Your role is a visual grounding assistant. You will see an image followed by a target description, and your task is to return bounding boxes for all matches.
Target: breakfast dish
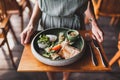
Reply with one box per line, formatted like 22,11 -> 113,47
37,29 -> 80,60
31,28 -> 85,66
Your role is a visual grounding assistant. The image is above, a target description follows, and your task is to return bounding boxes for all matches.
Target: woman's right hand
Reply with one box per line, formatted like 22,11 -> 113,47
20,24 -> 34,45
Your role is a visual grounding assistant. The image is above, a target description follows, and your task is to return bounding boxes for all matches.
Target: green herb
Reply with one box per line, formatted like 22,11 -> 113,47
42,53 -> 50,58
37,35 -> 50,44
42,52 -> 51,58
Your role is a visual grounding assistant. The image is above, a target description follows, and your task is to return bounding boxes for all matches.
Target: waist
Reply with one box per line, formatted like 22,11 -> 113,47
41,12 -> 83,29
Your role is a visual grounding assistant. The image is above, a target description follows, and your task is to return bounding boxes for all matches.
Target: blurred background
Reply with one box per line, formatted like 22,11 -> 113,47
0,0 -> 120,80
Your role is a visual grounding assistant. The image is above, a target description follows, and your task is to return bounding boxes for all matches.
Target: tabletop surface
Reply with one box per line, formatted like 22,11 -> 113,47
17,30 -> 111,72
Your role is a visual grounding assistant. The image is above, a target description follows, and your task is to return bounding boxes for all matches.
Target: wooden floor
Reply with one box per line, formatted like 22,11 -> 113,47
0,10 -> 120,80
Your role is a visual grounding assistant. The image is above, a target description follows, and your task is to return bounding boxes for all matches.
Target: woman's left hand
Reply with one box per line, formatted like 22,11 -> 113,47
91,22 -> 103,43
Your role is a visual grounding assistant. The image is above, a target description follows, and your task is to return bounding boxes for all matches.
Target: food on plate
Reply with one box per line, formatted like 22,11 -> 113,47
37,35 -> 49,48
67,30 -> 79,42
46,35 -> 57,42
68,31 -> 78,37
37,35 -> 49,44
37,34 -> 57,48
51,44 -> 62,51
58,32 -> 65,43
58,40 -> 80,59
50,53 -> 60,60
38,42 -> 48,49
37,30 -> 80,60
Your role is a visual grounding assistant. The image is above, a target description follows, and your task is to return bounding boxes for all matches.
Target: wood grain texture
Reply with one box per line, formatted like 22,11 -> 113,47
0,15 -> 10,45
0,0 -> 20,14
17,30 -> 111,72
0,15 -> 9,28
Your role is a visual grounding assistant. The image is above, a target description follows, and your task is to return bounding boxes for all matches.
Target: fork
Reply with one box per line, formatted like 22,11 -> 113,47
92,39 -> 108,67
85,33 -> 98,66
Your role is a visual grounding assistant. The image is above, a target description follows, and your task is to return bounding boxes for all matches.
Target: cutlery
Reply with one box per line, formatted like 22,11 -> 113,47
93,40 -> 108,67
85,33 -> 98,66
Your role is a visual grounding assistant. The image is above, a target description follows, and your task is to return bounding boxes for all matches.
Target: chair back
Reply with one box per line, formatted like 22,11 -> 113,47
0,0 -> 20,14
100,0 -> 120,16
0,0 -> 7,15
92,0 -> 120,17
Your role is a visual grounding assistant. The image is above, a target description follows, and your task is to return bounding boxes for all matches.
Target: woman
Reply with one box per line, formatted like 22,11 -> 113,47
20,0 -> 103,80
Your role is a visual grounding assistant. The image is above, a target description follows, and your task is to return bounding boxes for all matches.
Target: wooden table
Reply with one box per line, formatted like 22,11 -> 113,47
17,30 -> 111,72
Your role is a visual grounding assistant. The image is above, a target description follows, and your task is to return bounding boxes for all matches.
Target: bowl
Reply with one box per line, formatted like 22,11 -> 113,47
67,29 -> 79,42
38,43 -> 48,49
31,28 -> 85,66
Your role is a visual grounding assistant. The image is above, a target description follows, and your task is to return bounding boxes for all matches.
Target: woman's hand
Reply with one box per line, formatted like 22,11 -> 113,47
84,0 -> 103,43
91,21 -> 103,43
20,0 -> 41,45
20,24 -> 34,45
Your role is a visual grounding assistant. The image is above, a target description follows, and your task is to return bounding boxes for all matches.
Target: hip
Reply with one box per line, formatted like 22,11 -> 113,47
40,13 -> 85,30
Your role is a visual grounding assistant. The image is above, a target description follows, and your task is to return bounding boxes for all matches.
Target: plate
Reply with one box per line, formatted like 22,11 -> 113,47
31,28 -> 85,66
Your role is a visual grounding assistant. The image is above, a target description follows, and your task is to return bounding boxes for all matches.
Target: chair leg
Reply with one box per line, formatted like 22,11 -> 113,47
118,59 -> 120,67
110,17 -> 116,25
109,51 -> 120,66
6,39 -> 17,69
19,7 -> 24,32
20,13 -> 24,32
8,21 -> 19,44
110,17 -> 119,26
21,0 -> 32,18
114,17 -> 119,25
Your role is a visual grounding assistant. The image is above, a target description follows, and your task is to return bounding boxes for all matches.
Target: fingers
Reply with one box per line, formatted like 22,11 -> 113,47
20,32 -> 26,45
92,34 -> 96,40
24,30 -> 32,44
92,30 -> 103,43
20,26 -> 33,45
98,30 -> 103,42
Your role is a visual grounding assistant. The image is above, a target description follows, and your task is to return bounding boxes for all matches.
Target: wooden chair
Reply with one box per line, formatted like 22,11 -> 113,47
0,0 -> 32,32
0,1 -> 19,69
0,14 -> 17,69
92,0 -> 120,25
17,0 -> 32,19
109,33 -> 120,67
